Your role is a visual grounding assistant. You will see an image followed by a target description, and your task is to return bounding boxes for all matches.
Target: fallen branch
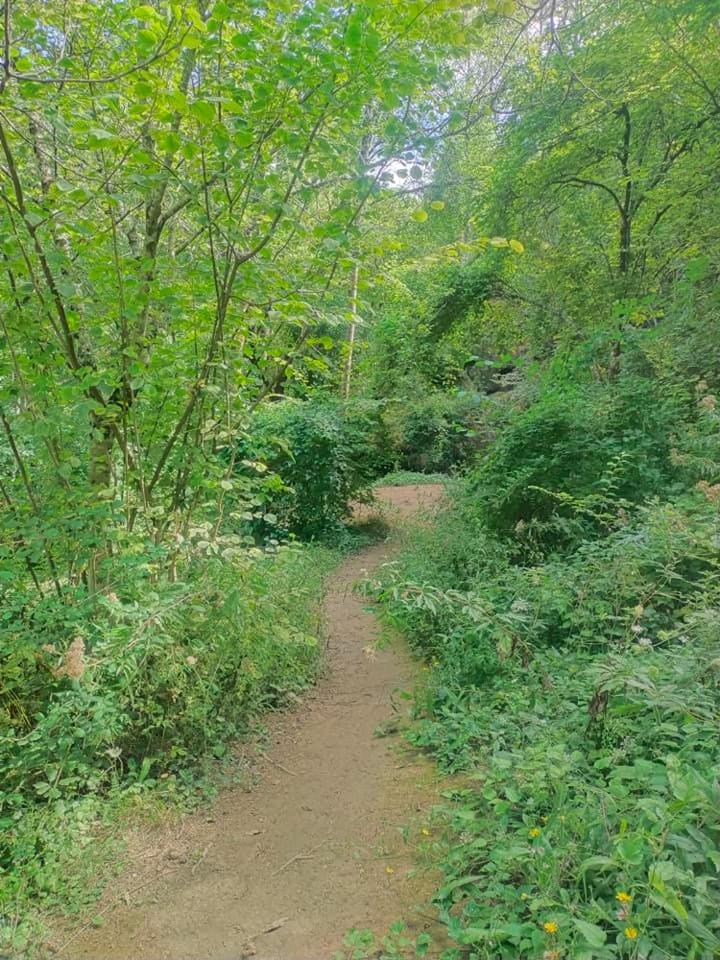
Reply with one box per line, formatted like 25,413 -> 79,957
266,756 -> 296,776
240,915 -> 290,956
271,837 -> 328,877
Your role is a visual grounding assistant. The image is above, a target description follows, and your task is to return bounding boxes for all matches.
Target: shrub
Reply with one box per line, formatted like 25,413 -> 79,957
246,398 -> 389,539
468,374 -> 687,551
382,391 -> 488,474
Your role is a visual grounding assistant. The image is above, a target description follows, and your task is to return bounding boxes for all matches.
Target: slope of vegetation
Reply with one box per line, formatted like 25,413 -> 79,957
1,0 -> 720,955
359,1 -> 720,957
371,358 -> 720,958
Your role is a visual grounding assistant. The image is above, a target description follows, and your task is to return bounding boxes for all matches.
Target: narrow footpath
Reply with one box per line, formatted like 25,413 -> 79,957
59,484 -> 444,960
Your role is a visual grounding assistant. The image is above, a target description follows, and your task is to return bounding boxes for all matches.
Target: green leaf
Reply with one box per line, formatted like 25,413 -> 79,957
685,916 -> 720,948
190,100 -> 216,125
133,80 -> 155,98
436,875 -> 482,898
648,864 -> 688,921
132,4 -> 158,18
686,255 -> 710,281
186,7 -> 206,30
346,14 -> 363,48
87,127 -> 115,142
573,919 -> 607,947
616,835 -> 644,865
157,130 -> 181,153
650,889 -> 688,922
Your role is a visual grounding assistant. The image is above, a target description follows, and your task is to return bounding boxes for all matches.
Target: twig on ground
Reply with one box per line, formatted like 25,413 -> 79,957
271,837 -> 328,876
266,756 -> 296,776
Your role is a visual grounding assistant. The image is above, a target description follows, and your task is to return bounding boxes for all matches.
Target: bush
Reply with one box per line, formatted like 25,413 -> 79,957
246,398 -> 390,539
468,374 -> 687,551
382,390 -> 488,474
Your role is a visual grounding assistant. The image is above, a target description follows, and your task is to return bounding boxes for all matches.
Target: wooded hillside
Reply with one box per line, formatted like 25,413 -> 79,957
1,1 -> 719,956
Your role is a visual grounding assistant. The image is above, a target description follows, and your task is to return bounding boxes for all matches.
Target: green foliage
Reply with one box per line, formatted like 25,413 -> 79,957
247,399 -> 390,538
355,5 -> 720,948
425,628 -> 720,960
0,0 -> 500,936
1,794 -> 123,954
2,0 -> 720,949
355,0 -> 720,402
428,261 -> 501,340
469,371 -> 688,552
374,470 -> 449,488
383,391 -> 487,474
0,541 -> 334,941
370,332 -> 720,958
335,922 -> 433,960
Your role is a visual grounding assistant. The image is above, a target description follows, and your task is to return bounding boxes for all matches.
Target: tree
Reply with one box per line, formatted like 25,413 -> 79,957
0,0 -> 468,595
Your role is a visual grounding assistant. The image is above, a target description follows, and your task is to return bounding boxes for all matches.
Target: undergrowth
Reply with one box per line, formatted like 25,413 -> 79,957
0,541 -> 336,955
368,352 -> 720,959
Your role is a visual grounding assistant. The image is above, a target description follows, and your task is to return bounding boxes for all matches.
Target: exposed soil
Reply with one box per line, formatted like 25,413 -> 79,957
56,484 -> 445,960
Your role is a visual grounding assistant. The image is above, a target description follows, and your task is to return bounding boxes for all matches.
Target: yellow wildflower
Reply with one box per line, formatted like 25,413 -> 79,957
616,891 -> 632,903
543,921 -> 558,935
625,927 -> 638,940
421,827 -> 431,836
529,827 -> 541,838
385,865 -> 394,875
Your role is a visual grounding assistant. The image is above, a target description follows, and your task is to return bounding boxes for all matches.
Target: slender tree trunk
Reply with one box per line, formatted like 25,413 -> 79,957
610,102 -> 634,379
342,262 -> 360,400
619,212 -> 632,276
86,413 -> 115,594
617,102 -> 633,280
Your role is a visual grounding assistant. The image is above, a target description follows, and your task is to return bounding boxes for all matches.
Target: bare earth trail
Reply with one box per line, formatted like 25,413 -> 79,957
60,485 -> 444,960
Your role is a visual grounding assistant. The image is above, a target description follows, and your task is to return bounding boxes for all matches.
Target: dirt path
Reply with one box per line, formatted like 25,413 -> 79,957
59,485 -> 444,960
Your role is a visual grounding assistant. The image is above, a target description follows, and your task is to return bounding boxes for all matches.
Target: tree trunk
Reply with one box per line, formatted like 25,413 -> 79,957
342,262 -> 360,400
